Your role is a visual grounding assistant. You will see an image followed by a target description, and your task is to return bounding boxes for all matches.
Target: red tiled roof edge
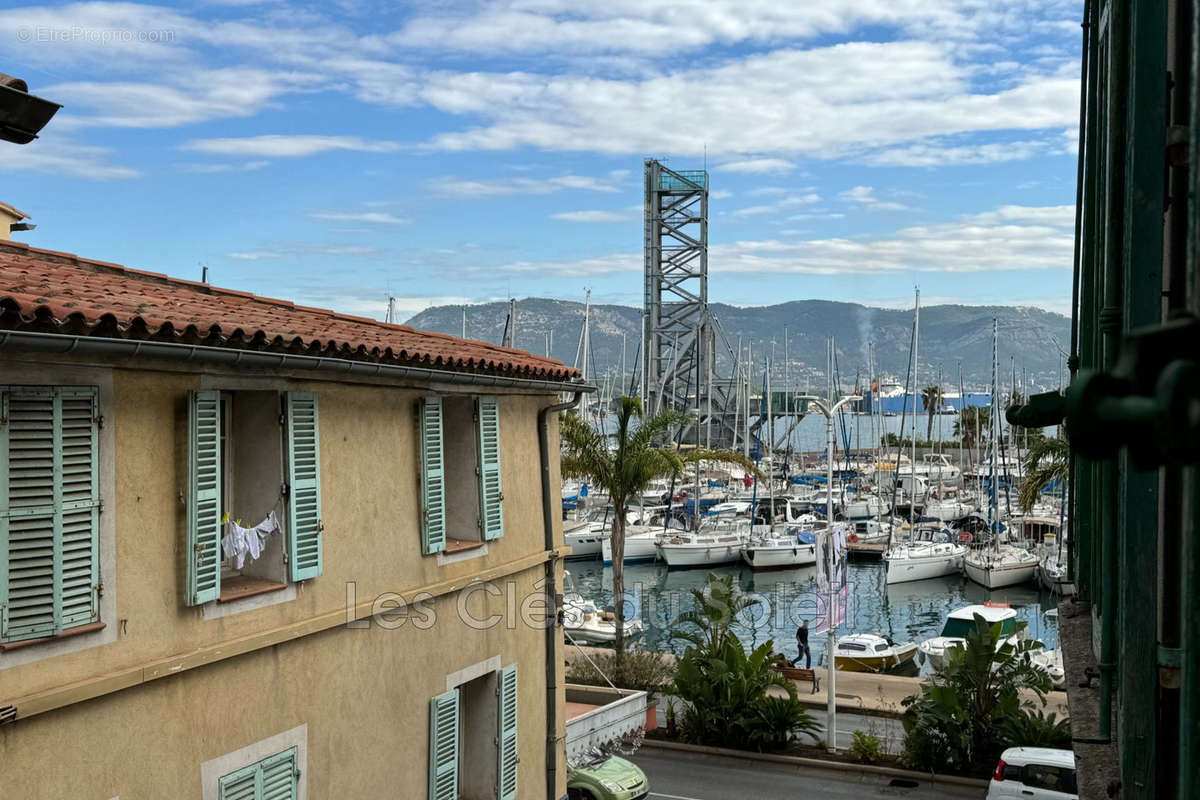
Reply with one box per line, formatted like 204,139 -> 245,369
0,240 -> 581,382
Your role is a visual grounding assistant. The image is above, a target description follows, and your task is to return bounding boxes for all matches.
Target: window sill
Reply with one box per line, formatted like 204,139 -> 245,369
0,621 -> 106,653
218,576 -> 290,604
444,538 -> 485,554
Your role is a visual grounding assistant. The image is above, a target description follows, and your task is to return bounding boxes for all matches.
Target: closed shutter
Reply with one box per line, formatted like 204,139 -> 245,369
419,397 -> 446,554
186,390 -> 222,606
0,386 -> 100,643
429,688 -> 460,800
259,747 -> 299,800
58,388 -> 100,628
285,392 -> 322,581
476,396 -> 504,540
497,664 -> 519,800
218,746 -> 297,800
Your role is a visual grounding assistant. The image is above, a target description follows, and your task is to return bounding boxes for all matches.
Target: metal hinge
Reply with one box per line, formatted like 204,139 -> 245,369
94,414 -> 104,429
95,581 -> 104,597
0,415 -> 6,429
97,499 -> 104,514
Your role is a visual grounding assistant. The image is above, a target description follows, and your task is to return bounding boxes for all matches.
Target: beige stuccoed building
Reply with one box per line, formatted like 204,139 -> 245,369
0,239 -> 589,799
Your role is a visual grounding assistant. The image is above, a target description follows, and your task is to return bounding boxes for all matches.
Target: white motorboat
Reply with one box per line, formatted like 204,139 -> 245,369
848,518 -> 895,546
923,497 -> 973,522
561,572 -> 644,644
917,603 -> 1021,670
884,525 -> 966,585
843,493 -> 890,520
831,633 -> 919,673
563,519 -> 606,559
964,542 -> 1039,589
741,527 -> 817,570
656,517 -> 749,568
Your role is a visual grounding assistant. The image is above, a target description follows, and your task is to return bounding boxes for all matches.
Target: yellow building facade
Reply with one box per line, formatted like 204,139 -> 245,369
0,242 -> 584,799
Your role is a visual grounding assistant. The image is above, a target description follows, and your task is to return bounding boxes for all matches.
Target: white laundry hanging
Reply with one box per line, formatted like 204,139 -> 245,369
221,510 -> 281,569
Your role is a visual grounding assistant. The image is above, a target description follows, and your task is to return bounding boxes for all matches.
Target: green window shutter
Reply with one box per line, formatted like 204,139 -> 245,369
476,396 -> 504,540
187,389 -> 222,606
429,688 -> 460,800
285,392 -> 323,581
218,746 -> 297,800
0,388 -> 58,642
259,746 -> 299,800
497,664 -> 519,800
419,397 -> 446,554
57,387 -> 100,629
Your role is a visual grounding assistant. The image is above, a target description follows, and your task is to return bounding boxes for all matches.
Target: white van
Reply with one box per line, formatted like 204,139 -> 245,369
986,747 -> 1077,799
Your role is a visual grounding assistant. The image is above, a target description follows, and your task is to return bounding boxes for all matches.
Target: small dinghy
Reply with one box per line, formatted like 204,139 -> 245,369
830,633 -> 919,673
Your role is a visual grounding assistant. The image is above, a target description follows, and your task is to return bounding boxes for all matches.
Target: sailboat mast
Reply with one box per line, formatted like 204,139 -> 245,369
911,289 -> 919,527
990,318 -> 1001,541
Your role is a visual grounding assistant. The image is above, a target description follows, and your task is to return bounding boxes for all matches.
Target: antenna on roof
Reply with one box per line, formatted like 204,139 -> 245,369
385,296 -> 397,324
200,264 -> 208,284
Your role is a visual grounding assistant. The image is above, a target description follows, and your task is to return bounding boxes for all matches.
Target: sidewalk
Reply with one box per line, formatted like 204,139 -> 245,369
564,642 -> 1069,719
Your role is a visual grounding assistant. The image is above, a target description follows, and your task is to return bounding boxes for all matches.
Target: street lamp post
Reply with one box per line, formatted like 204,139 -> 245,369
796,391 -> 861,752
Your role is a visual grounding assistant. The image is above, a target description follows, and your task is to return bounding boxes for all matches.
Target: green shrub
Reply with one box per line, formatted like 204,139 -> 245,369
900,614 -> 1051,773
850,730 -> 882,763
669,574 -> 822,752
565,649 -> 674,698
999,709 -> 1071,750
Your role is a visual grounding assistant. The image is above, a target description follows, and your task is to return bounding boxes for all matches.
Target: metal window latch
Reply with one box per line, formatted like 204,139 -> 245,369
94,414 -> 104,429
94,582 -> 104,597
281,483 -> 290,498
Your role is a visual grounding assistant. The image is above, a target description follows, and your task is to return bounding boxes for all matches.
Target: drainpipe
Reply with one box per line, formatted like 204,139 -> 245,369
539,391 -> 586,800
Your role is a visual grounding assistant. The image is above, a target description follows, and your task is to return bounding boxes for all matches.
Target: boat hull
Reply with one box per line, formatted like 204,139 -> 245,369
601,535 -> 659,565
834,643 -> 918,673
885,552 -> 964,584
564,532 -> 606,559
657,542 -> 743,567
964,558 -> 1037,589
741,544 -> 816,570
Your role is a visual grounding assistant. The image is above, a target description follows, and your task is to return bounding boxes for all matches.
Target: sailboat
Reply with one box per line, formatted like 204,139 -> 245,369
963,319 -> 1038,589
883,291 -> 966,584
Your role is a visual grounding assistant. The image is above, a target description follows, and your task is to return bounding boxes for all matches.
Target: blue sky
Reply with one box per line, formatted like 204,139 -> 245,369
0,1 -> 1081,321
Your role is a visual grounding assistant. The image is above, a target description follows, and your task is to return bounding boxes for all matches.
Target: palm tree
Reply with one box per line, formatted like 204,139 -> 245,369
954,405 -> 987,462
1018,436 -> 1068,512
920,385 -> 944,442
560,396 -> 760,654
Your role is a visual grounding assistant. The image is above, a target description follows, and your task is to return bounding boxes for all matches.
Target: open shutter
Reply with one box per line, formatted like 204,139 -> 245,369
0,388 -> 58,641
497,664 -> 519,800
58,387 -> 100,628
419,397 -> 446,554
187,390 -> 222,606
259,746 -> 299,800
429,688 -> 460,800
285,392 -> 322,581
477,396 -> 504,540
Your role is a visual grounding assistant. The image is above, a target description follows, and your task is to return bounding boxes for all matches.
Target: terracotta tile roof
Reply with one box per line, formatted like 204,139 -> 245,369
0,240 -> 580,382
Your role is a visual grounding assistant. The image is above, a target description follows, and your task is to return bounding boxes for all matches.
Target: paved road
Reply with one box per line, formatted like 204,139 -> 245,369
629,747 -> 983,800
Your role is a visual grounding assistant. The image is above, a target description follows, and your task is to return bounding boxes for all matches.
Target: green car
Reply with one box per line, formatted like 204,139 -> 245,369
566,754 -> 649,800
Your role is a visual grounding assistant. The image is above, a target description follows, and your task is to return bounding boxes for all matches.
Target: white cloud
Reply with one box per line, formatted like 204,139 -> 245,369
463,203 -> 1074,278
420,43 -> 1079,160
730,205 -> 776,218
866,139 -> 1051,166
710,189 -> 734,200
552,210 -> 634,222
309,211 -> 409,225
0,136 -> 138,180
183,135 -> 401,157
839,185 -> 908,211
227,250 -> 281,260
226,243 -> 383,260
179,160 -> 271,174
717,158 -> 796,173
429,173 -> 623,198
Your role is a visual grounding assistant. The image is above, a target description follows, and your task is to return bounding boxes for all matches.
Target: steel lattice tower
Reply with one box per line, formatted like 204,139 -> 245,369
643,159 -> 745,448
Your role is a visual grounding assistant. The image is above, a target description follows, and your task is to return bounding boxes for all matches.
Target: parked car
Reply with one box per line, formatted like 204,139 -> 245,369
987,747 -> 1078,799
566,754 -> 649,800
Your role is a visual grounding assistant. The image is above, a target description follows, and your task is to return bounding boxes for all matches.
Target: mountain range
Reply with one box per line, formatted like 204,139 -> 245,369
406,298 -> 1071,389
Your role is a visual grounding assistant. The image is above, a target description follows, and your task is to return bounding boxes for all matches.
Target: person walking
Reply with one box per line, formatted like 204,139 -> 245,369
796,619 -> 811,669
